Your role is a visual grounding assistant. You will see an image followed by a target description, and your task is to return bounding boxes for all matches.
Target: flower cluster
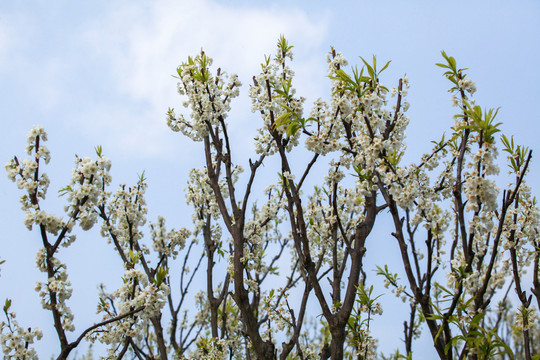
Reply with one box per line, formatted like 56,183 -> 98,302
464,143 -> 500,213
458,77 -> 477,95
5,126 -> 50,197
250,39 -> 305,155
4,127 -> 66,235
89,268 -> 169,350
304,184 -> 363,265
324,52 -> 412,198
189,295 -> 243,359
303,99 -> 341,155
167,51 -> 241,142
101,178 -> 148,254
260,289 -> 293,342
64,154 -> 112,231
190,337 -> 230,360
0,307 -> 42,360
352,328 -> 378,360
185,167 -> 223,237
34,249 -> 75,331
151,216 -> 190,258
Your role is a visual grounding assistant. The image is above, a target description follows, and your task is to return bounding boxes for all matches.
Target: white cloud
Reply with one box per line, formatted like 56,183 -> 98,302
0,11 -> 83,116
82,0 -> 329,157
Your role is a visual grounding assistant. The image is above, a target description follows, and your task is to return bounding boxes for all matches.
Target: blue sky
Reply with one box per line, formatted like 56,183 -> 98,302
1,0 -> 539,357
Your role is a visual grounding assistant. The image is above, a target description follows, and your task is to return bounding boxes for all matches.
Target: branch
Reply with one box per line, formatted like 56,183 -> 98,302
58,306 -> 145,359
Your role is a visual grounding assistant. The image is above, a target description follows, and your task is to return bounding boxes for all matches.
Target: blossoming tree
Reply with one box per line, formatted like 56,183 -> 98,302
3,37 -> 539,360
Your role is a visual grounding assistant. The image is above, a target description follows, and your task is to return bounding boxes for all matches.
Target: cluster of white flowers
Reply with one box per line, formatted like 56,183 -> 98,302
386,150 -> 450,245
361,302 -> 383,316
304,185 -> 363,265
242,210 -> 287,288
189,337 -> 230,360
324,163 -> 345,186
352,328 -> 378,360
64,155 -> 112,231
305,188 -> 336,263
89,268 -> 169,350
4,127 -> 68,236
348,287 -> 382,360
255,184 -> 287,226
326,51 -> 348,78
5,126 -> 50,196
167,51 -> 241,142
448,249 -> 508,297
512,306 -> 539,332
151,216 -> 190,258
237,184 -> 288,284
388,166 -> 424,211
101,179 -> 148,254
185,167 -> 222,239
81,171 -> 176,354
25,209 -> 69,236
464,143 -> 500,213
500,184 -> 540,277
324,51 -> 412,199
0,309 -> 42,360
486,258 -> 510,290
260,289 -> 293,341
5,126 -> 114,249
34,249 -> 75,331
250,46 -> 304,154
394,285 -> 409,303
458,77 -> 477,95
188,294 -> 243,359
304,99 -> 341,155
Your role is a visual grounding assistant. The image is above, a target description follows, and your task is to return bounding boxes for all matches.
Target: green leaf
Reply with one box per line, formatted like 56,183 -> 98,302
58,185 -> 73,197
360,56 -> 375,79
3,298 -> 11,313
154,266 -> 169,287
380,60 -> 392,73
129,250 -> 141,264
333,69 -> 354,85
386,149 -> 403,167
274,111 -> 294,129
469,312 -> 484,328
286,122 -> 301,137
501,134 -> 513,154
138,170 -> 146,183
448,57 -> 456,71
276,35 -> 293,58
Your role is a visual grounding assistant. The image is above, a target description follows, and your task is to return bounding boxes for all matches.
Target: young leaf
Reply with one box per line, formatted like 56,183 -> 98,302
3,298 -> 11,313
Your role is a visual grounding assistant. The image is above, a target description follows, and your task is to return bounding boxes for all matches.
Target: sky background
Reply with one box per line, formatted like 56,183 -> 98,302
1,0 -> 540,358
